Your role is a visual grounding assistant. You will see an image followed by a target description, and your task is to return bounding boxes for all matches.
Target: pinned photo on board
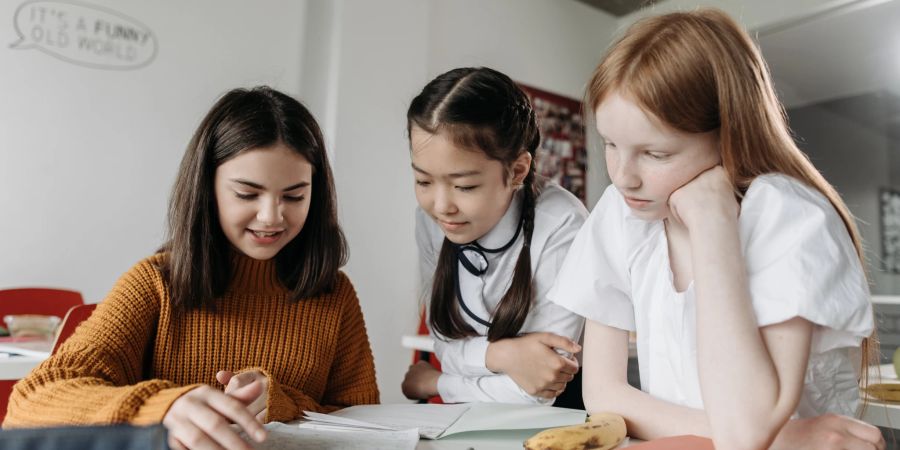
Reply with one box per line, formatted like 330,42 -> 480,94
882,188 -> 900,274
518,83 -> 587,204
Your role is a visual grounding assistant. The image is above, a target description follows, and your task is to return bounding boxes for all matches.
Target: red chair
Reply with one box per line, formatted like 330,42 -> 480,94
51,304 -> 97,354
0,288 -> 84,318
414,310 -> 443,404
0,288 -> 85,424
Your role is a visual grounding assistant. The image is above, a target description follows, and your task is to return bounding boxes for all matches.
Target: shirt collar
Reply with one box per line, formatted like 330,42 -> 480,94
476,189 -> 523,249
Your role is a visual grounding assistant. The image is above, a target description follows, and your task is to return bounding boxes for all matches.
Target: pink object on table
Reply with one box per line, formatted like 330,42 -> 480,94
627,435 -> 715,449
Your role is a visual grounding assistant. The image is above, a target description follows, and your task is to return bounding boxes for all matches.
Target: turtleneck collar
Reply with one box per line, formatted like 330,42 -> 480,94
229,252 -> 286,295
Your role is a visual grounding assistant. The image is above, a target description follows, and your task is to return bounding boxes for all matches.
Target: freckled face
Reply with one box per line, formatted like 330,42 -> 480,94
596,91 -> 720,221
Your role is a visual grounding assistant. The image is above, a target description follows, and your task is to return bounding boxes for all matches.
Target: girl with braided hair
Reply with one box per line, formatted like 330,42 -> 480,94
400,67 -> 588,406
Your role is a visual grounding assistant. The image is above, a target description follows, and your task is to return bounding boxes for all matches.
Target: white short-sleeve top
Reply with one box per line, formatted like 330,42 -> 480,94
549,174 -> 874,417
417,181 -> 588,404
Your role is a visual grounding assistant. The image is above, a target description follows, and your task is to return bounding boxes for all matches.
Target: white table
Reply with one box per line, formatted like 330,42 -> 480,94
0,339 -> 51,379
0,354 -> 46,379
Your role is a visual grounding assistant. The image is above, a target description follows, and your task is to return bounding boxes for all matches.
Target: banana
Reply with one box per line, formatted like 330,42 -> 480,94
865,383 -> 900,402
523,412 -> 627,450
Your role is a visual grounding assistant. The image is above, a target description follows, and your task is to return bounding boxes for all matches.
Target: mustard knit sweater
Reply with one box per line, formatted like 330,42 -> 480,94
3,253 -> 379,427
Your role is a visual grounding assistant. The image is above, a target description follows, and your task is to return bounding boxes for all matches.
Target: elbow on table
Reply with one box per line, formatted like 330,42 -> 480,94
714,430 -> 777,450
712,413 -> 790,450
583,382 -> 626,416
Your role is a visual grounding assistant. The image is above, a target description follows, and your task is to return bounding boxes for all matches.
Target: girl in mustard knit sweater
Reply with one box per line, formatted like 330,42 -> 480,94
4,87 -> 379,450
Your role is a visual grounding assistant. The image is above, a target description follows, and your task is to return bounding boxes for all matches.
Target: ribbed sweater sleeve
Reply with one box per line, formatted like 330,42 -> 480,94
3,257 -> 199,427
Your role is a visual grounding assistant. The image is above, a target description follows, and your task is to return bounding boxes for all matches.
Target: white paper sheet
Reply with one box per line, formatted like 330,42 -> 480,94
325,404 -> 470,439
308,403 -> 586,439
243,422 -> 418,450
444,403 -> 586,436
302,411 -> 397,431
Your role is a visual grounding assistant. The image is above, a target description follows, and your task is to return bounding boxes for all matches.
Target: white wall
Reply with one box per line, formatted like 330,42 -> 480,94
303,0 -> 430,405
0,0 -> 307,302
621,0 -> 850,29
788,96 -> 900,296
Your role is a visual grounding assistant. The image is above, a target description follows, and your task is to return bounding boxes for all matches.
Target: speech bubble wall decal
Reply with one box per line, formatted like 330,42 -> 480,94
9,0 -> 157,70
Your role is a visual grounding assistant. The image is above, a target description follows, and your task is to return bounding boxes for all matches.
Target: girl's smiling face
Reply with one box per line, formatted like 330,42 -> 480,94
214,143 -> 312,260
596,91 -> 721,221
410,126 -> 527,244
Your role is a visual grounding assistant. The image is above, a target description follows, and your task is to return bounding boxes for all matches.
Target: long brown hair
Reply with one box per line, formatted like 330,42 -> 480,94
586,8 -> 876,391
161,86 -> 347,309
408,67 -> 541,342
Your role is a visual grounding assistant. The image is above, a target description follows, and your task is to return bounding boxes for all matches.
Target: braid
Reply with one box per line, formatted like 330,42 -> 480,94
485,78 -> 541,341
521,170 -> 537,248
487,164 -> 538,341
429,238 -> 477,340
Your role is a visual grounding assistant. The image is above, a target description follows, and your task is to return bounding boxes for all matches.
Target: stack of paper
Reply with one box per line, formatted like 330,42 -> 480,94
241,422 -> 417,450
300,403 -> 587,440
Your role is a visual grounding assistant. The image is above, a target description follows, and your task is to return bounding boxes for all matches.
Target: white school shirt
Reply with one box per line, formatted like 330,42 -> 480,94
549,174 -> 874,416
417,182 -> 588,404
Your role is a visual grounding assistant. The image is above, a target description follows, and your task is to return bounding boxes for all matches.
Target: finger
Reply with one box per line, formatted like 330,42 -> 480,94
227,371 -> 259,391
543,381 -> 567,392
537,388 -> 561,400
216,370 -> 234,386
553,371 -> 575,383
537,389 -> 556,400
410,361 -> 437,375
168,417 -> 227,450
536,333 -> 581,354
555,356 -> 579,375
842,437 -> 880,450
189,403 -> 254,450
168,437 -> 188,450
205,388 -> 267,443
247,389 -> 268,417
230,379 -> 266,405
844,421 -> 885,449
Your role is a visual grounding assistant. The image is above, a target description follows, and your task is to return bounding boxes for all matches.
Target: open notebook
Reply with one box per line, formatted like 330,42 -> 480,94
299,403 -> 587,440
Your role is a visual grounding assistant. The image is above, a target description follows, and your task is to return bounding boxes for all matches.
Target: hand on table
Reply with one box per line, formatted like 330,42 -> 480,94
401,360 -> 441,400
486,332 -> 580,399
162,381 -> 267,450
771,413 -> 885,450
217,369 -> 269,423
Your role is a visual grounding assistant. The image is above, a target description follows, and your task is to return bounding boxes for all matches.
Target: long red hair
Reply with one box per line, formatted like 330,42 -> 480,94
587,8 -> 876,396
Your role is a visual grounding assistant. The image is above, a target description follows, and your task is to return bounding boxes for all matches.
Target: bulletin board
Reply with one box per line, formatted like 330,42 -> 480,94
882,188 -> 900,274
518,83 -> 588,204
